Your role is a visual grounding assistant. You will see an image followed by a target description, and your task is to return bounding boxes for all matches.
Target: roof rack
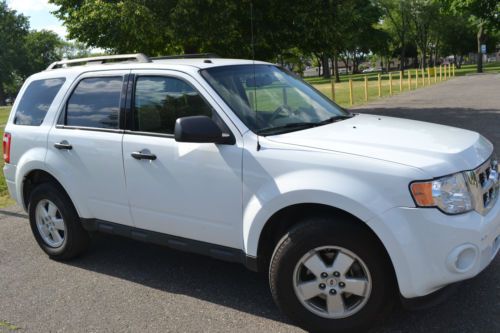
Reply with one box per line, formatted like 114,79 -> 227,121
46,53 -> 151,70
151,53 -> 220,60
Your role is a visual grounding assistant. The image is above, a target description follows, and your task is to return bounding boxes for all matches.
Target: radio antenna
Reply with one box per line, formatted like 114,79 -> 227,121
250,1 -> 261,151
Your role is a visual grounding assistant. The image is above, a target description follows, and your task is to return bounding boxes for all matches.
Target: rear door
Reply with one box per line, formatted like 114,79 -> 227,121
46,70 -> 134,226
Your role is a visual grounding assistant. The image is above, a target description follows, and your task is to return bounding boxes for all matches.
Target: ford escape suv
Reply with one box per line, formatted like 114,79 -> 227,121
3,54 -> 499,333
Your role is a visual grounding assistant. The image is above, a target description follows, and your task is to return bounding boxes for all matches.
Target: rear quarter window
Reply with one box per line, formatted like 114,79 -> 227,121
14,78 -> 66,126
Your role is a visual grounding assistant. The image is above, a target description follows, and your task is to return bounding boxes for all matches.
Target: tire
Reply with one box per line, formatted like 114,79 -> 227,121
28,182 -> 90,260
269,216 -> 395,333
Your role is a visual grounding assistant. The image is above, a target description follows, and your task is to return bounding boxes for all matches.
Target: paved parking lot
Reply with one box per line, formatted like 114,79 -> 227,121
0,74 -> 499,332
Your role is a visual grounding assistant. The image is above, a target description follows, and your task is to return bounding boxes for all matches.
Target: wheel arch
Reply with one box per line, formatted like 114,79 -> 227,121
251,203 -> 398,290
21,168 -> 81,217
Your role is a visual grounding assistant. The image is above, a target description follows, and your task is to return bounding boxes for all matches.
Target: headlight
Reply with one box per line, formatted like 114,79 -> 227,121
410,173 -> 473,214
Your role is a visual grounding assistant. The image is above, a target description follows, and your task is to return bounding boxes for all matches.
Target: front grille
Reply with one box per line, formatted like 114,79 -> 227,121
464,156 -> 499,215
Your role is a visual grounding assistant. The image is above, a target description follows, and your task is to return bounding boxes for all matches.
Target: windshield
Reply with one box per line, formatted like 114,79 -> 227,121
200,65 -> 351,135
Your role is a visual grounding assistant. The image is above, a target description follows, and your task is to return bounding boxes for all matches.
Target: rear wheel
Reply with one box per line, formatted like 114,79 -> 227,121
28,182 -> 89,260
269,216 -> 395,333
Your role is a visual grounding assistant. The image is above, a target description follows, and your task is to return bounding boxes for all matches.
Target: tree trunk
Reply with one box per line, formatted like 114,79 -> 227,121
400,45 -> 406,74
314,53 -> 322,77
0,82 -> 5,106
477,23 -> 484,73
333,52 -> 340,83
421,49 -> 427,69
322,53 -> 331,79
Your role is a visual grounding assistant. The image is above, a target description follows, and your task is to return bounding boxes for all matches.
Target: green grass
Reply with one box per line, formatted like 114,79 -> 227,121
308,63 -> 500,108
0,106 -> 14,207
0,320 -> 19,331
305,62 -> 500,85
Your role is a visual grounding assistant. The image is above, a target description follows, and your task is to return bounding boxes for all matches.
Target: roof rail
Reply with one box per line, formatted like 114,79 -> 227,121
46,53 -> 151,70
151,53 -> 220,60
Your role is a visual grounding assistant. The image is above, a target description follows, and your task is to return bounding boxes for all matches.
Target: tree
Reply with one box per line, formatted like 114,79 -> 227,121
377,0 -> 413,72
449,0 -> 500,73
0,1 -> 29,104
409,0 -> 441,69
51,0 -> 175,54
22,30 -> 64,75
59,41 -> 93,59
436,12 -> 476,68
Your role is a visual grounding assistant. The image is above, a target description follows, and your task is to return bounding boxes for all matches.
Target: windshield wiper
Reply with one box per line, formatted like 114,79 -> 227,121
256,122 -> 318,135
315,114 -> 354,125
256,114 -> 354,136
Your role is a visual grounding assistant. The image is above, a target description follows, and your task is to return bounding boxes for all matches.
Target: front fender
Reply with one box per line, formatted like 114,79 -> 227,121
243,169 -> 403,256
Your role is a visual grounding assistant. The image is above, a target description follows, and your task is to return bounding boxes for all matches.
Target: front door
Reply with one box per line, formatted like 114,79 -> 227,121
122,70 -> 242,248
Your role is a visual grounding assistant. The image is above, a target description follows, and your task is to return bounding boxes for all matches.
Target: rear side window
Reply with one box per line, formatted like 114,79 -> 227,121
14,78 -> 65,125
134,76 -> 212,134
65,77 -> 122,129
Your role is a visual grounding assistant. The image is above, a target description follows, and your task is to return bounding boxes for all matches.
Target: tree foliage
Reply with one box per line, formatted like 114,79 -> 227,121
0,1 -> 29,103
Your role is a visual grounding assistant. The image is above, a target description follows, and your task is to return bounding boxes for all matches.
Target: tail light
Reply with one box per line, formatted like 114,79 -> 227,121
3,132 -> 11,164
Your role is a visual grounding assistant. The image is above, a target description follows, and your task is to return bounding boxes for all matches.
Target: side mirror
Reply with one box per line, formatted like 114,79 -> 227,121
174,116 -> 232,144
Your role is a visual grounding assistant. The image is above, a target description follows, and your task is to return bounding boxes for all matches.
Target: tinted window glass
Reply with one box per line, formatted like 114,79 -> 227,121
14,78 -> 65,125
66,77 -> 122,129
134,76 -> 212,134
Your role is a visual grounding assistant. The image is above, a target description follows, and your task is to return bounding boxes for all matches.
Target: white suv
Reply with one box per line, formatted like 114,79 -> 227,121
3,54 -> 499,333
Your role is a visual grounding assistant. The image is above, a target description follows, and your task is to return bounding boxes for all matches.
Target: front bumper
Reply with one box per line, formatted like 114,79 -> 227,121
367,198 -> 500,298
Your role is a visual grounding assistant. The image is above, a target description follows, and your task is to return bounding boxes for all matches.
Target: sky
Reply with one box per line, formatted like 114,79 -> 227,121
6,0 -> 67,39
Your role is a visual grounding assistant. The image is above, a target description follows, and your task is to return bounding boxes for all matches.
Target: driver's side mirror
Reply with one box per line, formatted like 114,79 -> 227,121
174,116 -> 233,144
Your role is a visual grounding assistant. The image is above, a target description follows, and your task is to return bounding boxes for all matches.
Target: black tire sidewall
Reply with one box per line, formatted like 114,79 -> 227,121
270,218 -> 394,333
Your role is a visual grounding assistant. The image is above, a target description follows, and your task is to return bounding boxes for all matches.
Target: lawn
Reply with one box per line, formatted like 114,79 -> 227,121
0,106 -> 14,207
308,63 -> 500,108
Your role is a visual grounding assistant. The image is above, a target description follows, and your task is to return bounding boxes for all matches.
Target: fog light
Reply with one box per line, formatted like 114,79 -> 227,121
446,244 -> 478,273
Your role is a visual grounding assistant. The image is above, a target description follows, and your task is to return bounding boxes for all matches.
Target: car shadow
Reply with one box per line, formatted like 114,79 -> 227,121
63,233 -> 291,324
62,233 -> 499,332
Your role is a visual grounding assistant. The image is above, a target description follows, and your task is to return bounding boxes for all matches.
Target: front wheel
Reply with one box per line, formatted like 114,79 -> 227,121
269,217 -> 395,333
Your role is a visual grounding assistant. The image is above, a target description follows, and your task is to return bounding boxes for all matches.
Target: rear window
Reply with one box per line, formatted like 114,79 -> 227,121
64,77 -> 122,129
14,78 -> 65,126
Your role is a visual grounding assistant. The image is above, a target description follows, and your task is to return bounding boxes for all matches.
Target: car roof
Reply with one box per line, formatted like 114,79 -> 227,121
28,56 -> 272,81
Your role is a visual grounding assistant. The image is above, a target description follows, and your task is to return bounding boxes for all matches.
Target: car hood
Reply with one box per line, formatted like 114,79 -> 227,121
265,114 -> 493,177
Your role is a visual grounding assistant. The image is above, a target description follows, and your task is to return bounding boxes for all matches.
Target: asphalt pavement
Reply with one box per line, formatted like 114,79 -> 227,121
1,73 -> 499,333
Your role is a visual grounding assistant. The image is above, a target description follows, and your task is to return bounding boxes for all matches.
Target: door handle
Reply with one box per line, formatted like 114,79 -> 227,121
54,141 -> 72,150
131,150 -> 157,160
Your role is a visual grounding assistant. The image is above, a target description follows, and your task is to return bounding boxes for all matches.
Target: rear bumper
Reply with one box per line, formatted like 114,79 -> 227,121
368,198 -> 500,298
3,163 -> 21,207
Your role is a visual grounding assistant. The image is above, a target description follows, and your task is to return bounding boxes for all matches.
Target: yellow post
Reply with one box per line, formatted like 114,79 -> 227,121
364,76 -> 368,101
408,70 -> 412,90
434,66 -> 437,83
439,65 -> 442,81
449,64 -> 452,78
330,79 -> 335,101
452,64 -> 456,77
427,67 -> 431,85
349,78 -> 353,106
399,71 -> 403,92
389,73 -> 393,95
377,73 -> 381,97
415,69 -> 419,88
444,64 -> 447,80
421,68 -> 425,86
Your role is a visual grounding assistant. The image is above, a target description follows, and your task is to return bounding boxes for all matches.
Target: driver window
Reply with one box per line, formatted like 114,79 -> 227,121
134,76 -> 213,134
